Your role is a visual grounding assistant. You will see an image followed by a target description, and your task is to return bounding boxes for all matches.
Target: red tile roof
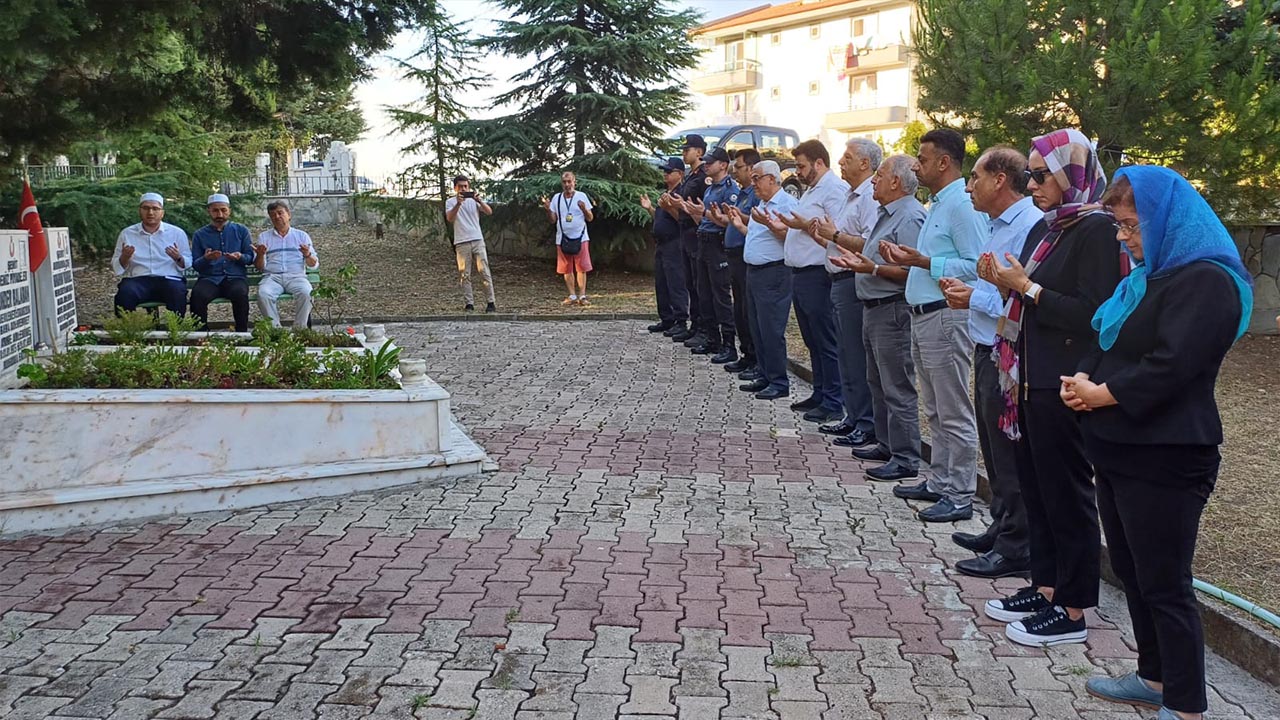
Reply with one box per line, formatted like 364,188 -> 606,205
696,0 -> 865,34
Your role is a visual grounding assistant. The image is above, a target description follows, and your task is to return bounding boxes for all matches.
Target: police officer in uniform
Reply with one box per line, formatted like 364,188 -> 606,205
642,157 -> 689,334
668,135 -> 708,345
682,146 -> 738,361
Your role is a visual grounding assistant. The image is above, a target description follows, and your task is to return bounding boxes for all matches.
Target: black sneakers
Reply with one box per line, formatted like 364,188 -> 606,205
1005,605 -> 1088,647
984,586 -> 1052,622
485,302 -> 497,313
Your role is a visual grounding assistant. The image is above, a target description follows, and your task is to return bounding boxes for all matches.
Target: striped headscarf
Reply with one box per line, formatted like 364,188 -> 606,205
1030,129 -> 1107,230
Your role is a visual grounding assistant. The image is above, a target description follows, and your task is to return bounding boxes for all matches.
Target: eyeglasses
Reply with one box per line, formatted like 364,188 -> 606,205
1110,219 -> 1143,237
1023,168 -> 1052,185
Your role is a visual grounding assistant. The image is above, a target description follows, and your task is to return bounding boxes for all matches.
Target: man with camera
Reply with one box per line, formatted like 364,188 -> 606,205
445,175 -> 497,313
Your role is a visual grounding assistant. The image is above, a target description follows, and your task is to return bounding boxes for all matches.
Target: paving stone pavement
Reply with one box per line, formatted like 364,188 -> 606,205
2,319 -> 1278,720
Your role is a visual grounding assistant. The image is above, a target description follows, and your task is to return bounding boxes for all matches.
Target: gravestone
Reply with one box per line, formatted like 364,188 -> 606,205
32,227 -> 78,347
0,230 -> 34,388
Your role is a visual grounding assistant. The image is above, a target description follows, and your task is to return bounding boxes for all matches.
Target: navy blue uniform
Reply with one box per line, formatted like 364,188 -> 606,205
675,164 -> 707,334
697,175 -> 739,344
724,185 -> 759,364
651,203 -> 687,324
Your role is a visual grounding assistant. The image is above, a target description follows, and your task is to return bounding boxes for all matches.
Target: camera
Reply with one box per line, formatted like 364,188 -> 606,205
461,191 -> 476,199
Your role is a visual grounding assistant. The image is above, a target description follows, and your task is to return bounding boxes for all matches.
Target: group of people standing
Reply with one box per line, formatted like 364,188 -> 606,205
643,128 -> 1254,720
111,194 -> 319,330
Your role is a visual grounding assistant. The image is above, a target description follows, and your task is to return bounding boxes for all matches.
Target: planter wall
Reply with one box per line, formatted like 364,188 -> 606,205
0,360 -> 487,533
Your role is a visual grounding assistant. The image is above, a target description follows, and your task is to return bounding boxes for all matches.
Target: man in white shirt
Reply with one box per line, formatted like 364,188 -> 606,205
767,140 -> 849,423
444,175 -> 496,312
807,138 -> 882,447
254,200 -> 319,328
110,192 -> 191,315
542,171 -> 595,306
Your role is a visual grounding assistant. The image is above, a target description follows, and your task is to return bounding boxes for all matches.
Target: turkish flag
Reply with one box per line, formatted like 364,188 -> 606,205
20,180 -> 48,271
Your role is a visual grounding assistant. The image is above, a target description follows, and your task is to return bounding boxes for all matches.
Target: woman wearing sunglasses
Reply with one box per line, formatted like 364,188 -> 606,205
1061,166 -> 1252,720
978,129 -> 1126,647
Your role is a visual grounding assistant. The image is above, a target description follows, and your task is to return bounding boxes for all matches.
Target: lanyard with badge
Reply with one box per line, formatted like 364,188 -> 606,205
559,193 -> 576,224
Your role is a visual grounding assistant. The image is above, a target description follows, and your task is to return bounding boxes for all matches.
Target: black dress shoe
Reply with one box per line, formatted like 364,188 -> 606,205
691,342 -> 718,355
648,321 -> 672,333
833,429 -> 876,448
724,358 -> 750,372
852,446 -> 892,463
802,406 -> 842,423
755,387 -> 789,400
951,531 -> 996,554
671,327 -> 696,342
955,551 -> 1029,579
738,368 -> 762,381
918,498 -> 973,523
711,347 -> 737,364
819,419 -> 856,436
683,333 -> 708,348
663,322 -> 687,337
739,380 -> 768,392
789,395 -> 822,411
865,462 -> 917,482
892,480 -> 942,501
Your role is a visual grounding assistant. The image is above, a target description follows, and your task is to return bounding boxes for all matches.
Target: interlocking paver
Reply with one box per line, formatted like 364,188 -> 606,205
3,320 -> 1280,719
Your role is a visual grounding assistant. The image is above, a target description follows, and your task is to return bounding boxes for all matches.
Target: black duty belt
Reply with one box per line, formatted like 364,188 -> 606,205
749,259 -> 785,269
792,265 -> 826,274
697,231 -> 725,241
864,294 -> 905,308
831,271 -> 857,283
910,299 -> 948,315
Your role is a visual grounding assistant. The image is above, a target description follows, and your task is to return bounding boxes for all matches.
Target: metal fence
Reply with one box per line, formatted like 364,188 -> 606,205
22,165 -> 118,184
221,174 -> 384,196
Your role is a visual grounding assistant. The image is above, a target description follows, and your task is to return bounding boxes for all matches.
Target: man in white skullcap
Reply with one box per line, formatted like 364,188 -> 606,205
110,192 -> 192,315
190,193 -> 255,331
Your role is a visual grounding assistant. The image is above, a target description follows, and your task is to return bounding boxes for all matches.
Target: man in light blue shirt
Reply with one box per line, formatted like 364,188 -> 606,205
255,200 -> 319,328
881,128 -> 988,523
731,161 -> 796,399
110,193 -> 191,316
940,147 -> 1043,579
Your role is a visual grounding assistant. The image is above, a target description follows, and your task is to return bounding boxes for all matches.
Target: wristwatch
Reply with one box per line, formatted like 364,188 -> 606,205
1025,282 -> 1044,303
871,264 -> 880,276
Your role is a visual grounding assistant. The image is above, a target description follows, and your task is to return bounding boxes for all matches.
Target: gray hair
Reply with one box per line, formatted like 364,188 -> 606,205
978,146 -> 1030,193
846,138 -> 883,170
882,154 -> 919,195
753,160 -> 782,182
266,199 -> 291,213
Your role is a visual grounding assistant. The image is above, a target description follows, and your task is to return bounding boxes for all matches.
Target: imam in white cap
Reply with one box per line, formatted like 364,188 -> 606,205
139,192 -> 164,206
206,193 -> 231,206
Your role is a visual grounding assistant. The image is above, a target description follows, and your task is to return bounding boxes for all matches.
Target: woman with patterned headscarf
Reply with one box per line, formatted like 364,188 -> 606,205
977,128 -> 1127,647
1061,166 -> 1252,720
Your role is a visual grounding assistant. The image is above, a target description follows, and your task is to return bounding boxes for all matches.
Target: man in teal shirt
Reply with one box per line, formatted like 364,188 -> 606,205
881,128 -> 987,523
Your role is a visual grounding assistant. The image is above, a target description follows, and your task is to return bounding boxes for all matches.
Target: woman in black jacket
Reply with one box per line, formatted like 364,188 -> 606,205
1062,166 -> 1253,720
978,129 -> 1126,647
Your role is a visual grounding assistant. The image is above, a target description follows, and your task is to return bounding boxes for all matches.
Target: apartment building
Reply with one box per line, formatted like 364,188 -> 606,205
683,0 -> 920,149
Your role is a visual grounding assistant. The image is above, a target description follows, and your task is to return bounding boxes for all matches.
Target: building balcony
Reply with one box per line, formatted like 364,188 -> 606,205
691,60 -> 762,95
825,106 -> 910,131
850,43 -> 910,72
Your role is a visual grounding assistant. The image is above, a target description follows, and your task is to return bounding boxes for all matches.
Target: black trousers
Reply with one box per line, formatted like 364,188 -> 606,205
114,276 -> 186,315
696,235 -> 733,340
680,229 -> 701,332
974,344 -> 1029,560
1088,435 -> 1217,714
653,238 -> 688,324
190,277 -> 251,332
726,246 -> 755,362
1015,389 -> 1099,609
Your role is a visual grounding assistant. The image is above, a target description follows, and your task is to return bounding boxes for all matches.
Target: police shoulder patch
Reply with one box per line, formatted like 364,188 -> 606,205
730,194 -> 738,202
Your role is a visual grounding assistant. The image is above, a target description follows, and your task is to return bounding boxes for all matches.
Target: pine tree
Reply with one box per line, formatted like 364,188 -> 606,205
385,6 -> 489,235
912,0 -> 1280,219
461,0 -> 703,253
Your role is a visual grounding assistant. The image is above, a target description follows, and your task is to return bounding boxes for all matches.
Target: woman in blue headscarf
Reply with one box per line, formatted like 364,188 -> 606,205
1060,166 -> 1253,720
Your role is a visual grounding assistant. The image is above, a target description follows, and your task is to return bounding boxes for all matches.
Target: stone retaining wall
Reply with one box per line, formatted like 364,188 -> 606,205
1232,225 -> 1280,334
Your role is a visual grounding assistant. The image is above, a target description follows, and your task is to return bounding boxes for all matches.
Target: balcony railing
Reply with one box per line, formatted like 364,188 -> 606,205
692,59 -> 763,95
848,43 -> 910,73
825,106 -> 910,131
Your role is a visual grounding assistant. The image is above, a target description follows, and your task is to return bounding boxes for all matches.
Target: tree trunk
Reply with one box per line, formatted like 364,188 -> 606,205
573,1 -> 587,159
433,30 -> 454,246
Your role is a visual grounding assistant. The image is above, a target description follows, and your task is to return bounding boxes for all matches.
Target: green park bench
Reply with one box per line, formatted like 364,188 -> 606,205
138,266 -> 321,321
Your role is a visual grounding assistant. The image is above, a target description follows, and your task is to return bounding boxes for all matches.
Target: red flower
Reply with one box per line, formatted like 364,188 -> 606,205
346,326 -> 356,335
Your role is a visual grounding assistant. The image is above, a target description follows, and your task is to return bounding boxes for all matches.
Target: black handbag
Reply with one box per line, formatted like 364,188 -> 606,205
556,194 -> 584,255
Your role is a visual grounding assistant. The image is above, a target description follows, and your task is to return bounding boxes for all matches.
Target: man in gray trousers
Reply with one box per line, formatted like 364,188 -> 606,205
827,154 -> 924,483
